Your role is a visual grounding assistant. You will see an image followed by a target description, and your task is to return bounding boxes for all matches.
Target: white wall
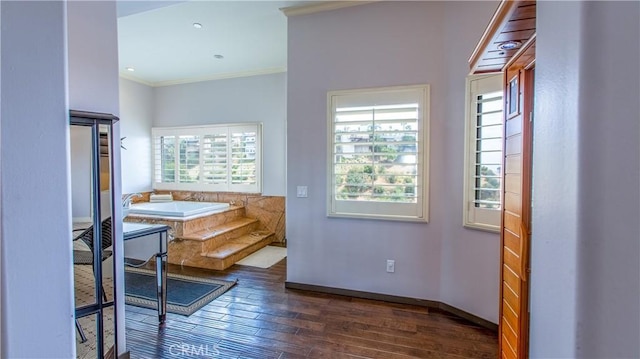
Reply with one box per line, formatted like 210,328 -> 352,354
120,78 -> 154,194
530,3 -> 582,355
154,72 -> 287,196
287,1 -> 500,320
67,1 -> 125,355
531,1 -> 640,357
576,2 -> 639,355
1,1 -> 74,357
439,1 -> 501,323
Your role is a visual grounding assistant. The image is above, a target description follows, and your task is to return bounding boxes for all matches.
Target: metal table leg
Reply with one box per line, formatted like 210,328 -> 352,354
155,231 -> 168,324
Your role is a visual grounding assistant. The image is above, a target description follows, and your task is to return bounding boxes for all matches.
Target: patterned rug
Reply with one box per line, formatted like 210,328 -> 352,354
74,264 -> 115,359
124,267 -> 237,316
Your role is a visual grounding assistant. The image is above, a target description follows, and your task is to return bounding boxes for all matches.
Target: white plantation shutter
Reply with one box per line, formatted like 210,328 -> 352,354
154,135 -> 176,183
201,133 -> 228,185
333,105 -> 419,203
473,92 -> 502,208
230,131 -> 255,183
229,126 -> 259,192
178,135 -> 200,183
464,74 -> 503,231
152,124 -> 261,193
328,85 -> 430,222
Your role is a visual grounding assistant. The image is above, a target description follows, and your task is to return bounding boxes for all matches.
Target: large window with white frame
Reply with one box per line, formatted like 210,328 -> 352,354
327,85 -> 430,222
464,74 -> 504,231
152,124 -> 262,193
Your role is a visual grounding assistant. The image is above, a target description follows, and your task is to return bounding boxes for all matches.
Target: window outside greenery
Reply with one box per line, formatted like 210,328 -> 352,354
328,85 -> 430,222
333,105 -> 419,203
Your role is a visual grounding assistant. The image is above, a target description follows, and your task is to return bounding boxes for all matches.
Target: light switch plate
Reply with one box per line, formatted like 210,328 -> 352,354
296,186 -> 308,198
386,259 -> 395,273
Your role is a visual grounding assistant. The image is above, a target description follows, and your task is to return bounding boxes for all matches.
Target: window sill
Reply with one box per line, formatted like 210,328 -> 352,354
463,222 -> 500,234
328,212 -> 428,223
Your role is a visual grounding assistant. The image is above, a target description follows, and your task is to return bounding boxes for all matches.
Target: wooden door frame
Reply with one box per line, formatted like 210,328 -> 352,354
519,60 -> 535,359
499,36 -> 535,358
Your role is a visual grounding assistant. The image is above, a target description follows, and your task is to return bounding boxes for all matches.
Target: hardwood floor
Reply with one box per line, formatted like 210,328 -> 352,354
125,258 -> 498,358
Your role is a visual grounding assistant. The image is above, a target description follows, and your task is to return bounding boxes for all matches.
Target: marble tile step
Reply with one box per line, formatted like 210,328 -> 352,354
202,231 -> 274,270
179,217 -> 258,241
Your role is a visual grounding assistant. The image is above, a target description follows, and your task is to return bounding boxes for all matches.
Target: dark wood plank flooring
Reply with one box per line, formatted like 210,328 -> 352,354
125,258 -> 498,358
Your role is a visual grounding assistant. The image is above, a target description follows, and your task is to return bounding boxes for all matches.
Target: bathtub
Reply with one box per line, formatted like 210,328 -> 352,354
128,201 -> 230,218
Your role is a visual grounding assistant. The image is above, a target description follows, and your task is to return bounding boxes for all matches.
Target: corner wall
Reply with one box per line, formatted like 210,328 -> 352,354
120,78 -> 154,194
286,1 -> 500,319
576,2 -> 639,355
439,0 -> 501,323
531,1 -> 640,357
1,2 -> 74,357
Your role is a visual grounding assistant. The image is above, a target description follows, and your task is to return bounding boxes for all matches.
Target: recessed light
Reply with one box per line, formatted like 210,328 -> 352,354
214,54 -> 224,59
193,23 -> 203,29
125,67 -> 135,72
497,41 -> 522,51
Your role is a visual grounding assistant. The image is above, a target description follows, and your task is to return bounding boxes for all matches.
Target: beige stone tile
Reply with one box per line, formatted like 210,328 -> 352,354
125,191 -> 286,269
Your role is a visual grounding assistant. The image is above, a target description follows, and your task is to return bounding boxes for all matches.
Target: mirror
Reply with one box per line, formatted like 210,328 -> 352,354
70,113 -> 118,358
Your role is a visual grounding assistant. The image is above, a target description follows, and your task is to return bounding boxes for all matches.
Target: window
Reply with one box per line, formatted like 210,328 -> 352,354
152,124 -> 262,193
327,85 -> 430,222
464,74 -> 504,231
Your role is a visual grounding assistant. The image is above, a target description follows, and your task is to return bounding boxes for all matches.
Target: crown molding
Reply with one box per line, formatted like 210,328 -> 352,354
280,1 -> 379,17
119,73 -> 154,87
120,67 -> 286,88
154,67 -> 286,87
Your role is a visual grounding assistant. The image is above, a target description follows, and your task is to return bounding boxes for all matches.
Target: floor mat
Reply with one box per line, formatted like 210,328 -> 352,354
235,246 -> 287,268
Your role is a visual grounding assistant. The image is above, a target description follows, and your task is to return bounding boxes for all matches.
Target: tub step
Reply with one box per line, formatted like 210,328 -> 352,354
202,231 -> 274,270
180,217 -> 258,241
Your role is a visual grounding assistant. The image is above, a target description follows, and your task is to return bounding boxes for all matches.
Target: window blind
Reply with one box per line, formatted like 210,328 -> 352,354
474,91 -> 503,209
328,85 -> 430,222
152,124 -> 261,193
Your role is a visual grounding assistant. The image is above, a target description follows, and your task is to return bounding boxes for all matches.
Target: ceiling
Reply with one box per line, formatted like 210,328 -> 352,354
117,1 -> 310,87
468,0 -> 536,74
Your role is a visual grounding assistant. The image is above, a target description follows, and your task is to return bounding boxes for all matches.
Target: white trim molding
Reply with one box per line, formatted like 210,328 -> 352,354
118,72 -> 154,87
120,67 -> 287,88
281,1 -> 379,17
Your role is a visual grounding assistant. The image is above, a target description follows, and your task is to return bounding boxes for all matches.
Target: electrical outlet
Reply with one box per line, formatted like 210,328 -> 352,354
386,259 -> 395,273
296,186 -> 308,198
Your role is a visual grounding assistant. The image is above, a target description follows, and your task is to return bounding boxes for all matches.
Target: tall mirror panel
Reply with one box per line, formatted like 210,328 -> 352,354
70,111 -> 119,358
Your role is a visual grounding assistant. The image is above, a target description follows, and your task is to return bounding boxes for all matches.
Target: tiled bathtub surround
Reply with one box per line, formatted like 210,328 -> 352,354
126,191 -> 285,244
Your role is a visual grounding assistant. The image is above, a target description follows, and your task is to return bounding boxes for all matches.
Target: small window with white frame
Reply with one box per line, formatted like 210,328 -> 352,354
327,84 -> 430,222
152,123 -> 262,193
464,74 -> 504,231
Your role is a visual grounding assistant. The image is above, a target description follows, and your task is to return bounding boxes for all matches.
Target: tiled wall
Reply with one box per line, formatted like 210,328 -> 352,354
129,191 -> 286,244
